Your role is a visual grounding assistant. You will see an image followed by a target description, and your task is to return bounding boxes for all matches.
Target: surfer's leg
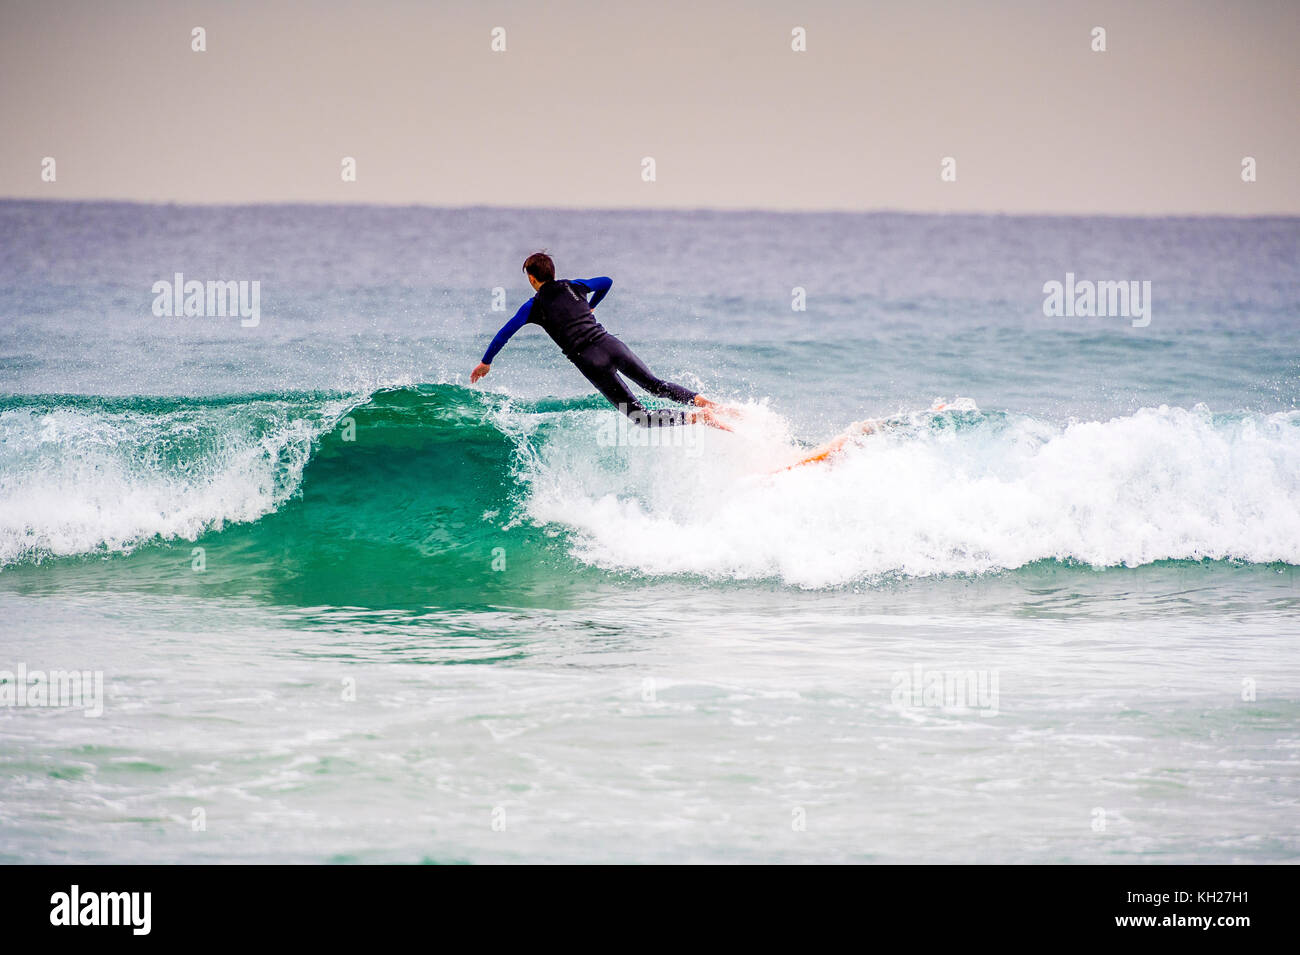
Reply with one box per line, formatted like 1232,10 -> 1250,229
602,337 -> 699,406
601,337 -> 734,429
572,344 -> 691,428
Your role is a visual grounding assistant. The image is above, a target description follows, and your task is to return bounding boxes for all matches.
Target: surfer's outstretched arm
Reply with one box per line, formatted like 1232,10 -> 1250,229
471,299 -> 534,382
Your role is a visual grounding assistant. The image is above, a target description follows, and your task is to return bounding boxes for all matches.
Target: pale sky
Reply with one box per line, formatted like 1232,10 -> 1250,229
1,0 -> 1296,214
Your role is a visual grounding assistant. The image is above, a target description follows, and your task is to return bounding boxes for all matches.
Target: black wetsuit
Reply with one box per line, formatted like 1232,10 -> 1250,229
482,277 -> 698,427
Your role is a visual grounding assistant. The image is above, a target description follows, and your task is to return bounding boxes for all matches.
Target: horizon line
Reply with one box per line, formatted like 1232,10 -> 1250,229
3,196 -> 1297,222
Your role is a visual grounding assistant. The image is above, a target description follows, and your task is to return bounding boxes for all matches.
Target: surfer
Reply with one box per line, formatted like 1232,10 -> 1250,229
471,253 -> 732,429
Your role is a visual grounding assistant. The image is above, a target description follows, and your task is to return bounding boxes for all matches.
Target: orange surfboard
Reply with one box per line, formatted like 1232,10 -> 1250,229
781,403 -> 949,471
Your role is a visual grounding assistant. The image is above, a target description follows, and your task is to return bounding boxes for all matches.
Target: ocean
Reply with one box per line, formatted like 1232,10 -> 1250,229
1,200 -> 1297,863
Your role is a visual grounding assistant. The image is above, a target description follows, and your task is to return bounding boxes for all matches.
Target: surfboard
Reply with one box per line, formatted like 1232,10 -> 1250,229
782,401 -> 953,471
780,426 -> 873,470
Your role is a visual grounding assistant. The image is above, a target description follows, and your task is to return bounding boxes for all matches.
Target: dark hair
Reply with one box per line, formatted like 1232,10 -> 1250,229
523,251 -> 555,283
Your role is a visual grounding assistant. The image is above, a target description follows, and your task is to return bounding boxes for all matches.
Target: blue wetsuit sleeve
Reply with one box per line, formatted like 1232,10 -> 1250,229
481,299 -> 533,364
571,276 -> 613,308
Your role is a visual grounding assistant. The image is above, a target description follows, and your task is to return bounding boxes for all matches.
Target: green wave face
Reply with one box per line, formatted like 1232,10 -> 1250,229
0,385 -> 599,609
202,386 -> 545,608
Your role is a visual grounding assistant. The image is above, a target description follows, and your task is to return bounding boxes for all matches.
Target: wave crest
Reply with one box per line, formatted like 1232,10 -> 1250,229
523,402 -> 1300,586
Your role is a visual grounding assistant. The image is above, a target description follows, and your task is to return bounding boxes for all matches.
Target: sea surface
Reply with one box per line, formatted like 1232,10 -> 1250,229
1,200 -> 1297,863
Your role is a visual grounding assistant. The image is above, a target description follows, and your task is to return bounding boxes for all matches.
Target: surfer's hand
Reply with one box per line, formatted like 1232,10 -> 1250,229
471,362 -> 491,383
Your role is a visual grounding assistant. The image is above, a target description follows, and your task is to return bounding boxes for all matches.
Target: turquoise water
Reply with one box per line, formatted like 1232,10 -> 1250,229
1,201 -> 1298,862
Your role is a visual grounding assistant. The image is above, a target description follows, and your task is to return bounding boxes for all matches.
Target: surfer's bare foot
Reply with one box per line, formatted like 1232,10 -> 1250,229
694,395 -> 741,418
691,407 -> 733,431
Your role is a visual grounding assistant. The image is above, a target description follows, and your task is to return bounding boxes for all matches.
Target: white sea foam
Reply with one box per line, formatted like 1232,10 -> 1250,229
0,398 -> 351,566
522,403 -> 1300,587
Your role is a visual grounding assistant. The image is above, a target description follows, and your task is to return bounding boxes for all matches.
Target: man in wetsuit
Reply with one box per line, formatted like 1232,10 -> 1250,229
470,252 -> 730,429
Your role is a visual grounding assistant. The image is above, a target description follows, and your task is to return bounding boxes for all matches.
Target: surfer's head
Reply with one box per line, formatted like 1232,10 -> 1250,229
523,251 -> 554,290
